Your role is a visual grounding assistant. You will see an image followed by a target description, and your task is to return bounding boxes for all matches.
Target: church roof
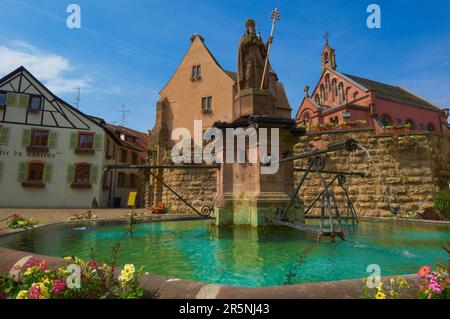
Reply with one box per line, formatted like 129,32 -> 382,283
343,73 -> 440,111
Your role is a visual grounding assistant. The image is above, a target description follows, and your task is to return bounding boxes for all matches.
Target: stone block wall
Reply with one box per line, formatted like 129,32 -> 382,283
293,129 -> 450,217
160,168 -> 217,213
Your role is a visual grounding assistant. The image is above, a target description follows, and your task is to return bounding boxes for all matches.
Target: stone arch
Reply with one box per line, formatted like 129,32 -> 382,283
380,113 -> 392,127
404,119 -> 416,130
427,123 -> 436,132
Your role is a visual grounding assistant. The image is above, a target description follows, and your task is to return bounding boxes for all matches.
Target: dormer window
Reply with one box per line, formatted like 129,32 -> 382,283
192,65 -> 201,80
29,95 -> 42,112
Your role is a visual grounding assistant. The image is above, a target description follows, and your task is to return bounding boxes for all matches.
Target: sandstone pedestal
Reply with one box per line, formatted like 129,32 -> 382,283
213,89 -> 305,227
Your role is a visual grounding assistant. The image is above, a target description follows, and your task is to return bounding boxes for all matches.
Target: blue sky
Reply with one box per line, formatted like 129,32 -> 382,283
0,0 -> 449,131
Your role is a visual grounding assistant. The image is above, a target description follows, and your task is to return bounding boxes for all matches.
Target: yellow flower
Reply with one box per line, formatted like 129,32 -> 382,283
24,266 -> 36,276
16,290 -> 28,299
390,290 -> 395,296
123,264 -> 135,275
58,267 -> 68,275
64,256 -> 73,262
118,264 -> 136,283
397,278 -> 409,288
375,291 -> 386,299
43,278 -> 52,286
74,257 -> 85,267
32,283 -> 50,299
390,278 -> 395,285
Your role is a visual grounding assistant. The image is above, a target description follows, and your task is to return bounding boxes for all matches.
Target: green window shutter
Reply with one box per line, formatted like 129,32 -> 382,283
17,162 -> 27,182
66,164 -> 75,183
93,134 -> 103,151
0,127 -> 10,145
18,94 -> 29,108
90,165 -> 99,184
48,132 -> 58,149
0,162 -> 4,182
6,93 -> 18,107
69,133 -> 77,149
44,163 -> 53,183
22,129 -> 31,147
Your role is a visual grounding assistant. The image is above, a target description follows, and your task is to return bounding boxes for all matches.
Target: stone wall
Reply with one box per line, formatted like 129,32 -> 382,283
160,168 -> 217,213
293,128 -> 450,217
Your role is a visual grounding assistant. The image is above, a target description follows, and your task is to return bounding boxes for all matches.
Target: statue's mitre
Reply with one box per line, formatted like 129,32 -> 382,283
245,19 -> 255,27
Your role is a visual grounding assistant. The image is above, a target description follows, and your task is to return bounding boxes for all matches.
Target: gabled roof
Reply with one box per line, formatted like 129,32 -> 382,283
105,123 -> 149,152
159,34 -> 235,94
343,73 -> 441,111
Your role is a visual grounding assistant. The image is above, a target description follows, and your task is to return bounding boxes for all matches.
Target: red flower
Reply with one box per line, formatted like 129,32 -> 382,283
417,265 -> 431,278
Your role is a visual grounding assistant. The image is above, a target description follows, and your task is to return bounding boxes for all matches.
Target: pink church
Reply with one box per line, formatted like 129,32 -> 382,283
296,38 -> 449,134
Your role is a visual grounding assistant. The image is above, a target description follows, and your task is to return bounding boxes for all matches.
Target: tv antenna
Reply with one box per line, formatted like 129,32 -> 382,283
119,104 -> 130,127
73,87 -> 81,109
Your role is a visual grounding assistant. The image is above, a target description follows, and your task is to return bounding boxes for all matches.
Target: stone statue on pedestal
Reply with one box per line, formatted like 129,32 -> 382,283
237,19 -> 275,90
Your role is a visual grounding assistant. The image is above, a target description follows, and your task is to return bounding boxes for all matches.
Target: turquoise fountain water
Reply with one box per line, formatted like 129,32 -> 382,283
0,219 -> 448,287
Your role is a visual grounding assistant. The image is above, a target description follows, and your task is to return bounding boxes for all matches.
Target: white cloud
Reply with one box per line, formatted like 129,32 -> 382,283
0,40 -> 91,94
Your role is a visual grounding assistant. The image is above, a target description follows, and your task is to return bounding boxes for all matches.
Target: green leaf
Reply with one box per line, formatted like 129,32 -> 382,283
17,162 -> 27,182
22,129 -> 31,147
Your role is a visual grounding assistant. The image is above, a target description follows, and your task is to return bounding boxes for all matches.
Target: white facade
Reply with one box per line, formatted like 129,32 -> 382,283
0,67 -> 143,208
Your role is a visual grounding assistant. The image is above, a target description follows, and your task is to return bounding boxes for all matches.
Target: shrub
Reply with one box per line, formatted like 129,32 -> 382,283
433,191 -> 450,220
7,214 -> 38,230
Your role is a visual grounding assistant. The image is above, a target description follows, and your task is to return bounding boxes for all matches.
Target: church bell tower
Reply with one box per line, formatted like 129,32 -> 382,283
321,32 -> 337,73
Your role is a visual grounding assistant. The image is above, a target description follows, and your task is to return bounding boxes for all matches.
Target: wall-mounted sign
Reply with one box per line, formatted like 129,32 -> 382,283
0,148 -> 63,158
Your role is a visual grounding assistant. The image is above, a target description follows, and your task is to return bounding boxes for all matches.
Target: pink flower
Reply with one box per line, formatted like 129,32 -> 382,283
38,261 -> 49,271
28,286 -> 41,299
417,265 -> 431,278
25,257 -> 41,268
51,279 -> 66,295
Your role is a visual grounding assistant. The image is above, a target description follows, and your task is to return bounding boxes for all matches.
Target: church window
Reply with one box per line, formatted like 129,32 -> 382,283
353,92 -> 359,100
338,82 -> 345,104
325,74 -> 330,92
324,52 -> 329,64
320,85 -> 326,101
345,87 -> 351,101
315,94 -> 320,105
331,79 -> 337,97
427,123 -> 435,132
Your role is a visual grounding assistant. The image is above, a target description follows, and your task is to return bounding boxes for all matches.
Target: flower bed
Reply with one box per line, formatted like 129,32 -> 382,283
68,211 -> 97,221
7,214 -> 38,230
310,120 -> 368,132
379,135 -> 425,147
0,255 -> 143,299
